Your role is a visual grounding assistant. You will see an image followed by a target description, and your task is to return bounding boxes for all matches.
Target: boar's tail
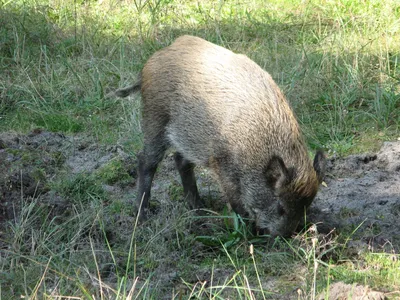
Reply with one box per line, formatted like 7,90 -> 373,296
115,72 -> 142,98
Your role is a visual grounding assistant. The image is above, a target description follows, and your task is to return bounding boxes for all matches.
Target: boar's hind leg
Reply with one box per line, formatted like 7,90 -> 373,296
136,136 -> 167,221
174,152 -> 204,209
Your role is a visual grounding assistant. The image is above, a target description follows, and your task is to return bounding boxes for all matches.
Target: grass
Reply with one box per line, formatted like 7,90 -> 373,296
1,0 -> 400,298
1,0 -> 399,149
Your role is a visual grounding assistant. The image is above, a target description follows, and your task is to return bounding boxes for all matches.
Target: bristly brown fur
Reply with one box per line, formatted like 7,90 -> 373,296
115,35 -> 326,237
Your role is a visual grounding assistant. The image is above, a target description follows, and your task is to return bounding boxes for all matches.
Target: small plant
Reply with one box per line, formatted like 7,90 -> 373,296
50,151 -> 67,167
338,207 -> 358,218
95,158 -> 132,185
195,208 -> 260,249
168,180 -> 184,201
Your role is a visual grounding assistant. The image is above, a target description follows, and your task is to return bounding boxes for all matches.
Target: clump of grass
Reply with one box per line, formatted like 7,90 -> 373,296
54,173 -> 107,203
195,209 -> 258,249
95,158 -> 132,185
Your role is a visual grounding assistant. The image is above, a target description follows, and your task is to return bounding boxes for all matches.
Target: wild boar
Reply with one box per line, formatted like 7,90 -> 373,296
115,35 -> 326,237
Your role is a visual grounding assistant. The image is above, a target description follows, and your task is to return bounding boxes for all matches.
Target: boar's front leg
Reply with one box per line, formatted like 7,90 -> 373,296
174,152 -> 204,209
218,171 -> 247,218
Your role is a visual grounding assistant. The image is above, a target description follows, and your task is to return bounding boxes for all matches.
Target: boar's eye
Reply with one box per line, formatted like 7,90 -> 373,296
277,204 -> 286,216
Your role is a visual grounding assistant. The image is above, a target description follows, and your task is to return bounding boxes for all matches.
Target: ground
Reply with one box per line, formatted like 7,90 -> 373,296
310,141 -> 400,251
0,130 -> 398,298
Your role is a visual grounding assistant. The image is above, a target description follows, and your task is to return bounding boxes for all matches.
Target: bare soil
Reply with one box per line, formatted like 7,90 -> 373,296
309,141 -> 400,252
317,282 -> 386,300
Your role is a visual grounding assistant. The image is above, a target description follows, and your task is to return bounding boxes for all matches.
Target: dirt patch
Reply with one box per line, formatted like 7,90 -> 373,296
308,141 -> 400,252
0,129 -> 135,224
317,281 -> 387,299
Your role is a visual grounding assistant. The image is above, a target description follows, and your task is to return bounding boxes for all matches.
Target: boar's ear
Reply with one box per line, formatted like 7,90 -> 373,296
264,156 -> 291,191
313,150 -> 326,183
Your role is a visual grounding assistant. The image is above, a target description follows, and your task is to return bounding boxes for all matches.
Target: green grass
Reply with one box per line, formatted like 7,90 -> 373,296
54,173 -> 107,203
95,158 -> 132,185
1,0 -> 399,149
331,252 -> 400,289
1,0 -> 400,298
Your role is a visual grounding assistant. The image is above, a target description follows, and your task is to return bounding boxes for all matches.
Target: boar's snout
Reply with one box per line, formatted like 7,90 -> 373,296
252,202 -> 302,238
257,219 -> 300,238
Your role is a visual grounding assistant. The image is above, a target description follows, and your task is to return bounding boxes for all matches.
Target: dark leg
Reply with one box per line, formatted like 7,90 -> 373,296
136,139 -> 167,221
221,181 -> 246,217
174,152 -> 204,209
217,168 -> 247,217
228,199 -> 247,217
